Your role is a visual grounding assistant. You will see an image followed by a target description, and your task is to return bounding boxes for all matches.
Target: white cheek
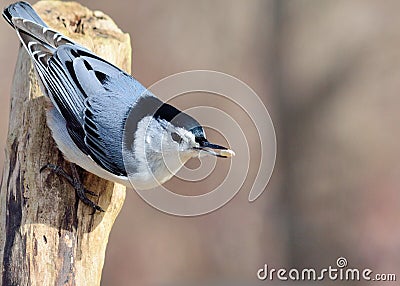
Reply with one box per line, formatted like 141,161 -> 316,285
145,135 -> 151,145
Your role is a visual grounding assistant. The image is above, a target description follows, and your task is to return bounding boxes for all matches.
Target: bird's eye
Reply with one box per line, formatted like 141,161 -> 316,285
171,132 -> 183,144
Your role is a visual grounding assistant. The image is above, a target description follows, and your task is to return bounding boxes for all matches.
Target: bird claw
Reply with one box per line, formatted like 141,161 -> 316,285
41,163 -> 105,212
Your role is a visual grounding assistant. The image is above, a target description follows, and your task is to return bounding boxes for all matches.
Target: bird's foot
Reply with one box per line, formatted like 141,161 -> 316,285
40,163 -> 105,213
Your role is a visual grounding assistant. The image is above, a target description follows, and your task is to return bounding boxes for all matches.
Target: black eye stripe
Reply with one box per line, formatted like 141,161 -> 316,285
171,132 -> 183,143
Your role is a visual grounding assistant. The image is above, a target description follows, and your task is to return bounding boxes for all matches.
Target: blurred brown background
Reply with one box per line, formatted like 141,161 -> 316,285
1,0 -> 400,285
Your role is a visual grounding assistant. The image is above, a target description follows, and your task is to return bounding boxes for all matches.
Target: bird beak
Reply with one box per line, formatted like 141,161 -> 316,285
196,141 -> 235,158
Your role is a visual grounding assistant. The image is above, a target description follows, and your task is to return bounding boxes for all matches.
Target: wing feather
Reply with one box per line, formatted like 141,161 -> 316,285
48,46 -> 143,175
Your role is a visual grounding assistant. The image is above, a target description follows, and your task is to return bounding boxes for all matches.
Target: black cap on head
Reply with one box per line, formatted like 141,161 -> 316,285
153,99 -> 206,140
126,95 -> 205,140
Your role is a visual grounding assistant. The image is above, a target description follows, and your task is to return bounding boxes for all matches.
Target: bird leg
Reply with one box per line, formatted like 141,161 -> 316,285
40,163 -> 105,212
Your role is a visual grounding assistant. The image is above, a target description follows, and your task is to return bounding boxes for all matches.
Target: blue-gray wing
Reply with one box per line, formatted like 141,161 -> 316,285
48,46 -> 149,176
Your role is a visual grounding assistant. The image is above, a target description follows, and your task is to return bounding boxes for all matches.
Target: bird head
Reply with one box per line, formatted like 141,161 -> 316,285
125,95 -> 234,188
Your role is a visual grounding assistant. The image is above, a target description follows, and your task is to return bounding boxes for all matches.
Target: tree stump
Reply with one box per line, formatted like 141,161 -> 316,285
0,1 -> 130,285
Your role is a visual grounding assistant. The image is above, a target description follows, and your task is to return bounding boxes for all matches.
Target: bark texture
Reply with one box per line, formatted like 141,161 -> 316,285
0,1 -> 130,285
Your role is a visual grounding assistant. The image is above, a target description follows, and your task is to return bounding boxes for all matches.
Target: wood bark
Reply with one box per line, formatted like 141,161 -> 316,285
0,1 -> 130,285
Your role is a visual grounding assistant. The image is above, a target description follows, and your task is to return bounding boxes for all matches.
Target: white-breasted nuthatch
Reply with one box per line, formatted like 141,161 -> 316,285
3,2 -> 235,211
